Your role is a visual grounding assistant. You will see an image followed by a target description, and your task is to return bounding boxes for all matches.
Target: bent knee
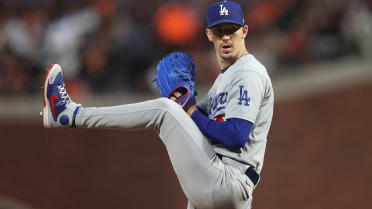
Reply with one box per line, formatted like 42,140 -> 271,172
155,98 -> 184,113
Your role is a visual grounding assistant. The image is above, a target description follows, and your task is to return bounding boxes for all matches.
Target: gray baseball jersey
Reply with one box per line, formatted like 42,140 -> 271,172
198,54 -> 274,173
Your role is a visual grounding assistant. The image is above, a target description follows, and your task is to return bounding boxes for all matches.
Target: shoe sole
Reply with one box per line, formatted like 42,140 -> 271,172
42,64 -> 61,128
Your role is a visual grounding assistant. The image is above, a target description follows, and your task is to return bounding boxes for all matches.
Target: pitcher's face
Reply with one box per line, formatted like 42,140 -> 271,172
206,23 -> 248,63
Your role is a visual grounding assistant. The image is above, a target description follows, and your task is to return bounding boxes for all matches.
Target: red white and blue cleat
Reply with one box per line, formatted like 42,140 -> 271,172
41,64 -> 80,128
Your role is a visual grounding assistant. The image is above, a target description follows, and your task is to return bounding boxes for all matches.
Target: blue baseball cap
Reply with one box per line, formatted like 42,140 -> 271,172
207,1 -> 245,28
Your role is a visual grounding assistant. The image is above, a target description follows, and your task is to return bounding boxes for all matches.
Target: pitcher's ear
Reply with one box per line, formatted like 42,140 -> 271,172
206,29 -> 213,42
242,25 -> 248,38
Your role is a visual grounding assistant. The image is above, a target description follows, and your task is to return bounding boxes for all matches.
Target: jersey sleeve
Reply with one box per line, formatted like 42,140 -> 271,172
225,71 -> 267,124
191,110 -> 254,149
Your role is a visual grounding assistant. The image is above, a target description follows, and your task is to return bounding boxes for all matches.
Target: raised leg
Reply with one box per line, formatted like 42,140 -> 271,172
76,98 -> 239,209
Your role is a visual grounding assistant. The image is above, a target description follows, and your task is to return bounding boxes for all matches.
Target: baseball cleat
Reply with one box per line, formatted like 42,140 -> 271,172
41,64 -> 80,128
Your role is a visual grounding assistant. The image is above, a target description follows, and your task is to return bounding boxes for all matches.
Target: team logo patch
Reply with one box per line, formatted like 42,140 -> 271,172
219,4 -> 229,15
238,85 -> 250,106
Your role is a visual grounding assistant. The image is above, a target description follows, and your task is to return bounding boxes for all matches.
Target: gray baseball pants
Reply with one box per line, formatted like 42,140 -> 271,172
75,98 -> 253,209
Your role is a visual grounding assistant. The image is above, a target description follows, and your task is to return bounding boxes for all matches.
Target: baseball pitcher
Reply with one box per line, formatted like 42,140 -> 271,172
40,1 -> 274,209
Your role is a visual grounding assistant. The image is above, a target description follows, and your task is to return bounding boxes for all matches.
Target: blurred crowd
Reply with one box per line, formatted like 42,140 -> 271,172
0,0 -> 371,97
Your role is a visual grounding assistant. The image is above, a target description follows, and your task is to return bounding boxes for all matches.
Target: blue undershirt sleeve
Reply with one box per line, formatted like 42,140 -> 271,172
190,109 -> 253,149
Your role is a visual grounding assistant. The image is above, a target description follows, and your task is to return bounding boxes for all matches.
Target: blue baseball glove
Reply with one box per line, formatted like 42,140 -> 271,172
155,52 -> 197,111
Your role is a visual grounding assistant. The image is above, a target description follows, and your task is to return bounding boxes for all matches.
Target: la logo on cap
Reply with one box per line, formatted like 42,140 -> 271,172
219,4 -> 229,15
206,1 -> 244,28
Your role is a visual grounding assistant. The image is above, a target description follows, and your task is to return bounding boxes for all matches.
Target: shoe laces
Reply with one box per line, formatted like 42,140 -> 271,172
57,84 -> 70,103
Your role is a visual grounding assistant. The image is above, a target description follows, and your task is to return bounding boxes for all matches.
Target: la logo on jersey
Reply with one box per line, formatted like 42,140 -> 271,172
238,85 -> 250,106
219,4 -> 229,15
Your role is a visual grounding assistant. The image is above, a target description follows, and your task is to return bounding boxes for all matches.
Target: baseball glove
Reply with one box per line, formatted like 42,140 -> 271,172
155,52 -> 197,111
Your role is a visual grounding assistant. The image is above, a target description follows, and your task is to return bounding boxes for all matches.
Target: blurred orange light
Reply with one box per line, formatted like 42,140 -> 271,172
247,2 -> 280,31
154,3 -> 199,45
94,0 -> 116,17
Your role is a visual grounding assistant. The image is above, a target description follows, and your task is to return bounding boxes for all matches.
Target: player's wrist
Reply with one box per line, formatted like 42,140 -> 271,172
186,103 -> 197,116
